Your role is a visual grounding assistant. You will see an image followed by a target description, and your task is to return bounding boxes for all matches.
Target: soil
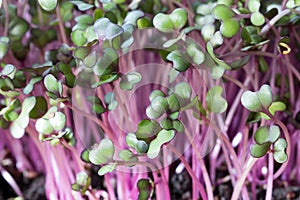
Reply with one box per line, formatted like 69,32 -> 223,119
1,163 -> 300,200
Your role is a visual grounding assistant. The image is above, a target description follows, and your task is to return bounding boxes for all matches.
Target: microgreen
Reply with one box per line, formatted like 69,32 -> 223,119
38,0 -> 58,11
89,138 -> 115,165
153,8 -> 187,32
241,84 -> 273,113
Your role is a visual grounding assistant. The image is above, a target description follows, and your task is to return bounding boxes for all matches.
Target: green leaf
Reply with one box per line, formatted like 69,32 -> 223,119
269,101 -> 286,115
14,96 -> 36,128
44,74 -> 59,93
126,133 -> 138,148
124,10 -> 144,26
120,72 -> 142,90
150,96 -> 168,114
71,29 -> 86,46
73,47 -> 91,60
220,18 -> 240,38
119,150 -> 136,161
137,179 -> 153,200
172,120 -> 184,132
89,138 -> 115,165
210,31 -> 224,47
274,138 -> 287,151
135,140 -> 148,154
147,129 -> 175,159
268,125 -> 280,143
70,1 -> 94,11
92,73 -> 119,88
273,151 -> 287,163
1,64 -> 16,79
149,90 -> 165,102
35,118 -> 53,134
187,43 -> 205,65
98,162 -> 117,175
93,48 -> 118,75
169,8 -> 188,30
174,82 -> 192,100
76,171 -> 89,186
166,50 -> 190,72
251,12 -> 265,26
167,94 -> 180,113
160,117 -> 173,130
136,120 -> 161,142
250,143 -> 270,158
49,112 -> 66,131
248,0 -> 260,13
10,122 -> 25,139
254,125 -> 280,145
23,77 -> 43,95
241,84 -> 273,112
94,18 -> 123,40
206,42 -> 231,70
153,8 -> 187,32
206,86 -> 228,113
0,37 -> 9,59
80,149 -> 90,163
29,96 -> 48,119
38,0 -> 58,11
153,14 -> 173,33
212,4 -> 234,20
146,106 -> 164,119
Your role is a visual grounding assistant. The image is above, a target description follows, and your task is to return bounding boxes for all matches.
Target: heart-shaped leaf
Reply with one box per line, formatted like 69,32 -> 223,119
147,129 -> 175,159
241,84 -> 272,112
136,120 -> 161,143
153,8 -> 187,32
153,14 -> 173,33
220,18 -> 240,38
250,143 -> 271,158
89,138 -> 115,165
206,86 -> 228,113
212,4 -> 234,20
254,125 -> 280,145
166,50 -> 190,72
120,72 -> 142,90
38,0 -> 58,11
169,8 -> 188,30
94,18 -> 123,40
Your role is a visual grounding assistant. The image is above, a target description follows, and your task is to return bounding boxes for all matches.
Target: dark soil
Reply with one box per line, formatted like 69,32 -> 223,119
1,162 -> 300,200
